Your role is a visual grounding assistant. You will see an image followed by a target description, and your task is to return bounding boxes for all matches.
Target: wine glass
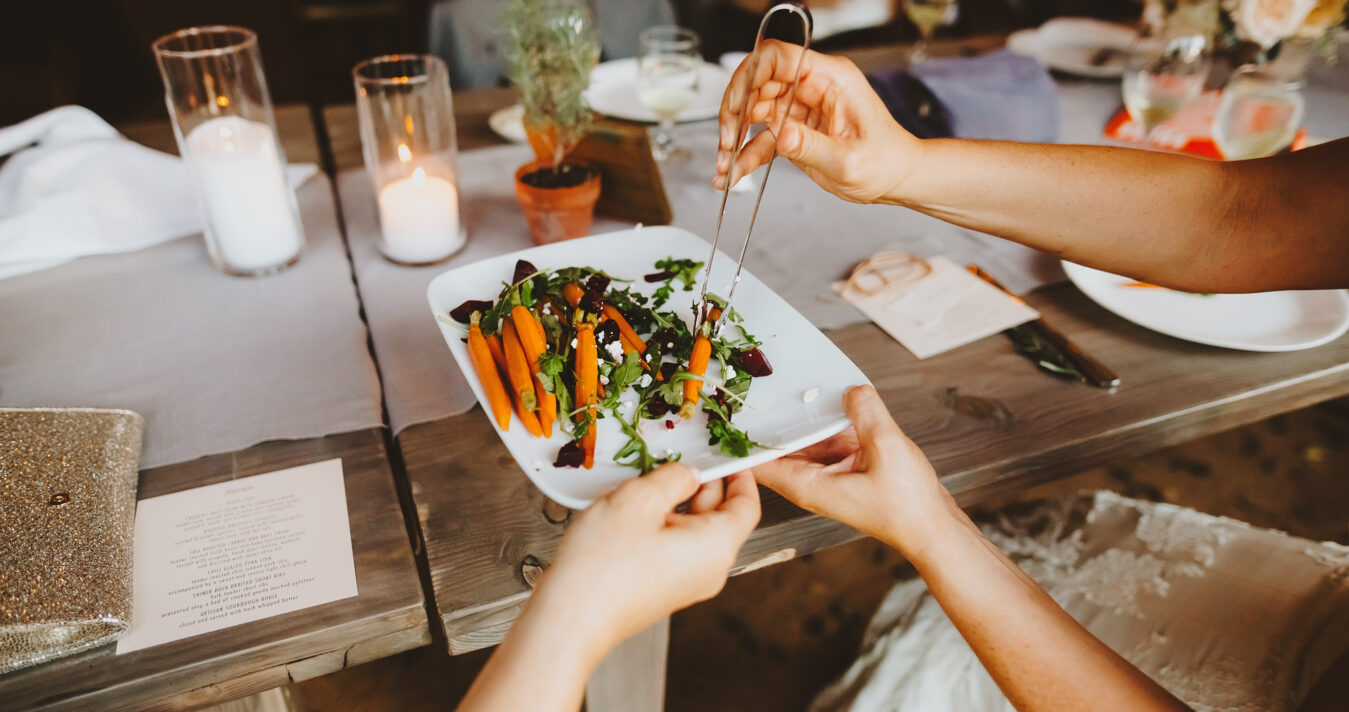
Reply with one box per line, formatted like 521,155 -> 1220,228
1213,67 -> 1304,160
638,26 -> 701,161
1121,33 -> 1210,138
903,0 -> 958,64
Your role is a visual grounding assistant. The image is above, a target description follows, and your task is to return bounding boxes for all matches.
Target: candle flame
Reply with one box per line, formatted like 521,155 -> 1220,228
216,95 -> 230,107
397,143 -> 411,163
412,167 -> 426,187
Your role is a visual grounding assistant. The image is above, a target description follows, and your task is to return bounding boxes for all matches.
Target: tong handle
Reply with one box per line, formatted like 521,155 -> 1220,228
697,1 -> 814,335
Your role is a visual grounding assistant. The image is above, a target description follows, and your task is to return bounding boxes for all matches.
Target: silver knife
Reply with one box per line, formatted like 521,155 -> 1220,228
694,1 -> 814,335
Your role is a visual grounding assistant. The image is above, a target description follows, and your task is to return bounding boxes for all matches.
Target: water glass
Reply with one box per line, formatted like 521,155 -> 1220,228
354,54 -> 465,265
638,26 -> 701,162
1213,68 -> 1304,160
153,26 -> 305,277
1121,33 -> 1210,137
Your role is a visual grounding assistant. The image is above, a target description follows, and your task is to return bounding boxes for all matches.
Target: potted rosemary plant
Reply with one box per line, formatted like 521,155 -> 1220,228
505,0 -> 603,245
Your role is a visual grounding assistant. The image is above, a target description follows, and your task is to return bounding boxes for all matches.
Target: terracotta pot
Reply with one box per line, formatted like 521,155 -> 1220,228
514,160 -> 601,245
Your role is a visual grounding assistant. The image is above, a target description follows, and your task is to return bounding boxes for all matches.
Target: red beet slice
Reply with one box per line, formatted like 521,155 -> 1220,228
512,260 -> 538,284
554,440 -> 585,468
449,299 -> 494,323
735,347 -> 773,377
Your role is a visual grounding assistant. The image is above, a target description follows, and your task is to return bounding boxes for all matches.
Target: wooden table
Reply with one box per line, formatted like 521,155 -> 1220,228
317,35 -> 1349,711
0,106 -> 428,712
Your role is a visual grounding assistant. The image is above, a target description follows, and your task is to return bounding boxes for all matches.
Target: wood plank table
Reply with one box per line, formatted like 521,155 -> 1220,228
0,105 -> 428,712
322,38 -> 1349,710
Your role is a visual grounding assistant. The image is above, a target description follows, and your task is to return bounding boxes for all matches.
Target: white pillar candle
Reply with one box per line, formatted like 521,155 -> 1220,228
376,167 -> 463,264
184,116 -> 304,273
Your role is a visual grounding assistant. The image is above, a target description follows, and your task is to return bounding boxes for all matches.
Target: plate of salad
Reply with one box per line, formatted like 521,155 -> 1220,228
428,226 -> 870,509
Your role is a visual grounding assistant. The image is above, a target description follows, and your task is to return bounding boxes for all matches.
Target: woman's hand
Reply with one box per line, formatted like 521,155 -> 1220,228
751,386 -> 962,559
713,40 -> 923,205
539,464 -> 761,653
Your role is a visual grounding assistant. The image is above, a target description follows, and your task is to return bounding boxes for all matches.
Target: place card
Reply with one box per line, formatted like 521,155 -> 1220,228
836,256 -> 1039,359
116,458 -> 357,654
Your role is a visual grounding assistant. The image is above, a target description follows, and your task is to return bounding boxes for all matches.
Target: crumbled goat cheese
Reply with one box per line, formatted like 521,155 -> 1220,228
599,375 -> 609,385
570,338 -> 577,348
605,340 -> 625,360
801,387 -> 820,404
724,366 -> 736,379
637,374 -> 653,388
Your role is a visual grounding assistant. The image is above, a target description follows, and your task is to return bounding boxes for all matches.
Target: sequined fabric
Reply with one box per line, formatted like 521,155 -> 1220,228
0,408 -> 142,674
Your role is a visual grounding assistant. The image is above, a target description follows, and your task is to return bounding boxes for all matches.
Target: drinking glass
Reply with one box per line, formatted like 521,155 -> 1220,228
153,26 -> 305,276
1121,33 -> 1210,138
903,0 -> 958,64
638,26 -> 701,161
354,54 -> 465,265
1213,68 -> 1304,160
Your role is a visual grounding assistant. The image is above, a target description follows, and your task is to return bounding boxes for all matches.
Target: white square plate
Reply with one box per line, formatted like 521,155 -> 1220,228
427,226 -> 871,509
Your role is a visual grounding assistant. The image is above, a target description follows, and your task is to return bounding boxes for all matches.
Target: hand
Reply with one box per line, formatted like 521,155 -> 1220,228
713,40 -> 923,205
751,386 -> 962,559
537,465 -> 761,654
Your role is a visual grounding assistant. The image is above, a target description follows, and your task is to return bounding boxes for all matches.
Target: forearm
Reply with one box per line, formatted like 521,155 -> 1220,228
895,501 -> 1189,712
886,138 -> 1349,292
455,580 -> 609,712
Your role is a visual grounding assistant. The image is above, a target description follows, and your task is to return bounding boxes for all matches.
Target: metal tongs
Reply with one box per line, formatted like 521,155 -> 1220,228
694,1 -> 813,336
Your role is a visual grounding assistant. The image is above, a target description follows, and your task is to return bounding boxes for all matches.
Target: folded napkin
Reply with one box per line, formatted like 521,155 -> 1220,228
868,50 -> 1061,143
0,106 -> 318,280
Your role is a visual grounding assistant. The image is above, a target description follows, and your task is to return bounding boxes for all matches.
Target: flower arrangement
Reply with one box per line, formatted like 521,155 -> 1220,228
1149,0 -> 1344,62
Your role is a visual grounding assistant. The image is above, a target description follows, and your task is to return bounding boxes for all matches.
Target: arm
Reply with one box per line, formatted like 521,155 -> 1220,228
752,387 -> 1190,712
716,41 -> 1349,293
455,466 -> 760,712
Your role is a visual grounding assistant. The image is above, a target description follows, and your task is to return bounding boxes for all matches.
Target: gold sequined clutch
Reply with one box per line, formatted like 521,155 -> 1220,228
0,407 -> 142,674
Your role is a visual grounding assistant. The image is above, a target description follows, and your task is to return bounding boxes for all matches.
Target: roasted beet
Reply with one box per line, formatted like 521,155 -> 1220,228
735,347 -> 773,377
449,299 -> 494,323
644,270 -> 675,283
648,328 -> 678,354
658,361 -> 679,382
512,259 -> 538,284
579,291 -> 605,315
584,273 -> 610,295
646,399 -> 674,417
595,320 -> 621,346
554,440 -> 585,468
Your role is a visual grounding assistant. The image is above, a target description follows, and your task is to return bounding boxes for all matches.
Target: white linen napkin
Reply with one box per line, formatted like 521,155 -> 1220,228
0,106 -> 318,280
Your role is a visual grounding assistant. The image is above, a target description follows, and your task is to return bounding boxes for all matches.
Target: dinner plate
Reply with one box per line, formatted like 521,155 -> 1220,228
584,58 -> 732,124
1006,18 -> 1136,79
428,226 -> 871,509
1063,261 -> 1349,352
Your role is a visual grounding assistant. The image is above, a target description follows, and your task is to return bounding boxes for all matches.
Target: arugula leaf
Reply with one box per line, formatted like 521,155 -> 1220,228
655,370 -> 698,407
649,257 -> 703,308
600,351 -> 644,410
705,417 -> 764,457
611,407 -> 679,473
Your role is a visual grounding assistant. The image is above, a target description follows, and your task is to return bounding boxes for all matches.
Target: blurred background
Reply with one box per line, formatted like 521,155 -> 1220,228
1,0 -> 1142,127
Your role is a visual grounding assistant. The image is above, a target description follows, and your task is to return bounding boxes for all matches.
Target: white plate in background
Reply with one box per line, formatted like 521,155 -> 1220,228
428,226 -> 870,508
1007,18 -> 1137,79
584,58 -> 732,124
1063,261 -> 1349,352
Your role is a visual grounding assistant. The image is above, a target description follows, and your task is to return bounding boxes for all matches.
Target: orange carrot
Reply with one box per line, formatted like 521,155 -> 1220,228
468,316 -> 512,431
512,305 -> 555,437
486,333 -> 509,380
680,308 -> 721,419
562,282 -> 585,308
501,320 -> 544,437
602,305 -> 647,354
575,322 -> 598,469
1121,281 -> 1165,289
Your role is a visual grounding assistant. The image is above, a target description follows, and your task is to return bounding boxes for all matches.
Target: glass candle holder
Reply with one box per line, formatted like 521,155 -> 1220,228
354,54 -> 465,266
153,26 -> 305,277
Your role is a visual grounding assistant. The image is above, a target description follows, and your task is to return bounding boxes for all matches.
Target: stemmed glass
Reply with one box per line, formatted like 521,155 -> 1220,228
1121,33 -> 1210,138
638,26 -> 701,161
1212,67 -> 1304,160
903,0 -> 958,64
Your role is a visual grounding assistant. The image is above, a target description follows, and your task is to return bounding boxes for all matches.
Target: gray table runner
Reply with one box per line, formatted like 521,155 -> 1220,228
347,68 -> 1349,433
0,175 -> 384,468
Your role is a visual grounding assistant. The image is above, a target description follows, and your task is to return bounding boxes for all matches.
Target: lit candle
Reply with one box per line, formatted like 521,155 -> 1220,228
376,145 -> 462,264
183,116 -> 305,273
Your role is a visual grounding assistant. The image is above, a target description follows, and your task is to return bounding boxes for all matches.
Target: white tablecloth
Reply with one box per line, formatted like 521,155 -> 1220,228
0,175 -> 385,468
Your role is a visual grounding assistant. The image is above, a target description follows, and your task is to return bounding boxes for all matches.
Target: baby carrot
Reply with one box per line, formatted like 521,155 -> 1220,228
680,308 -> 721,419
486,333 -> 509,380
602,305 -> 647,354
468,315 -> 512,431
575,321 -> 598,469
512,305 -> 556,437
562,282 -> 585,308
501,319 -> 544,437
